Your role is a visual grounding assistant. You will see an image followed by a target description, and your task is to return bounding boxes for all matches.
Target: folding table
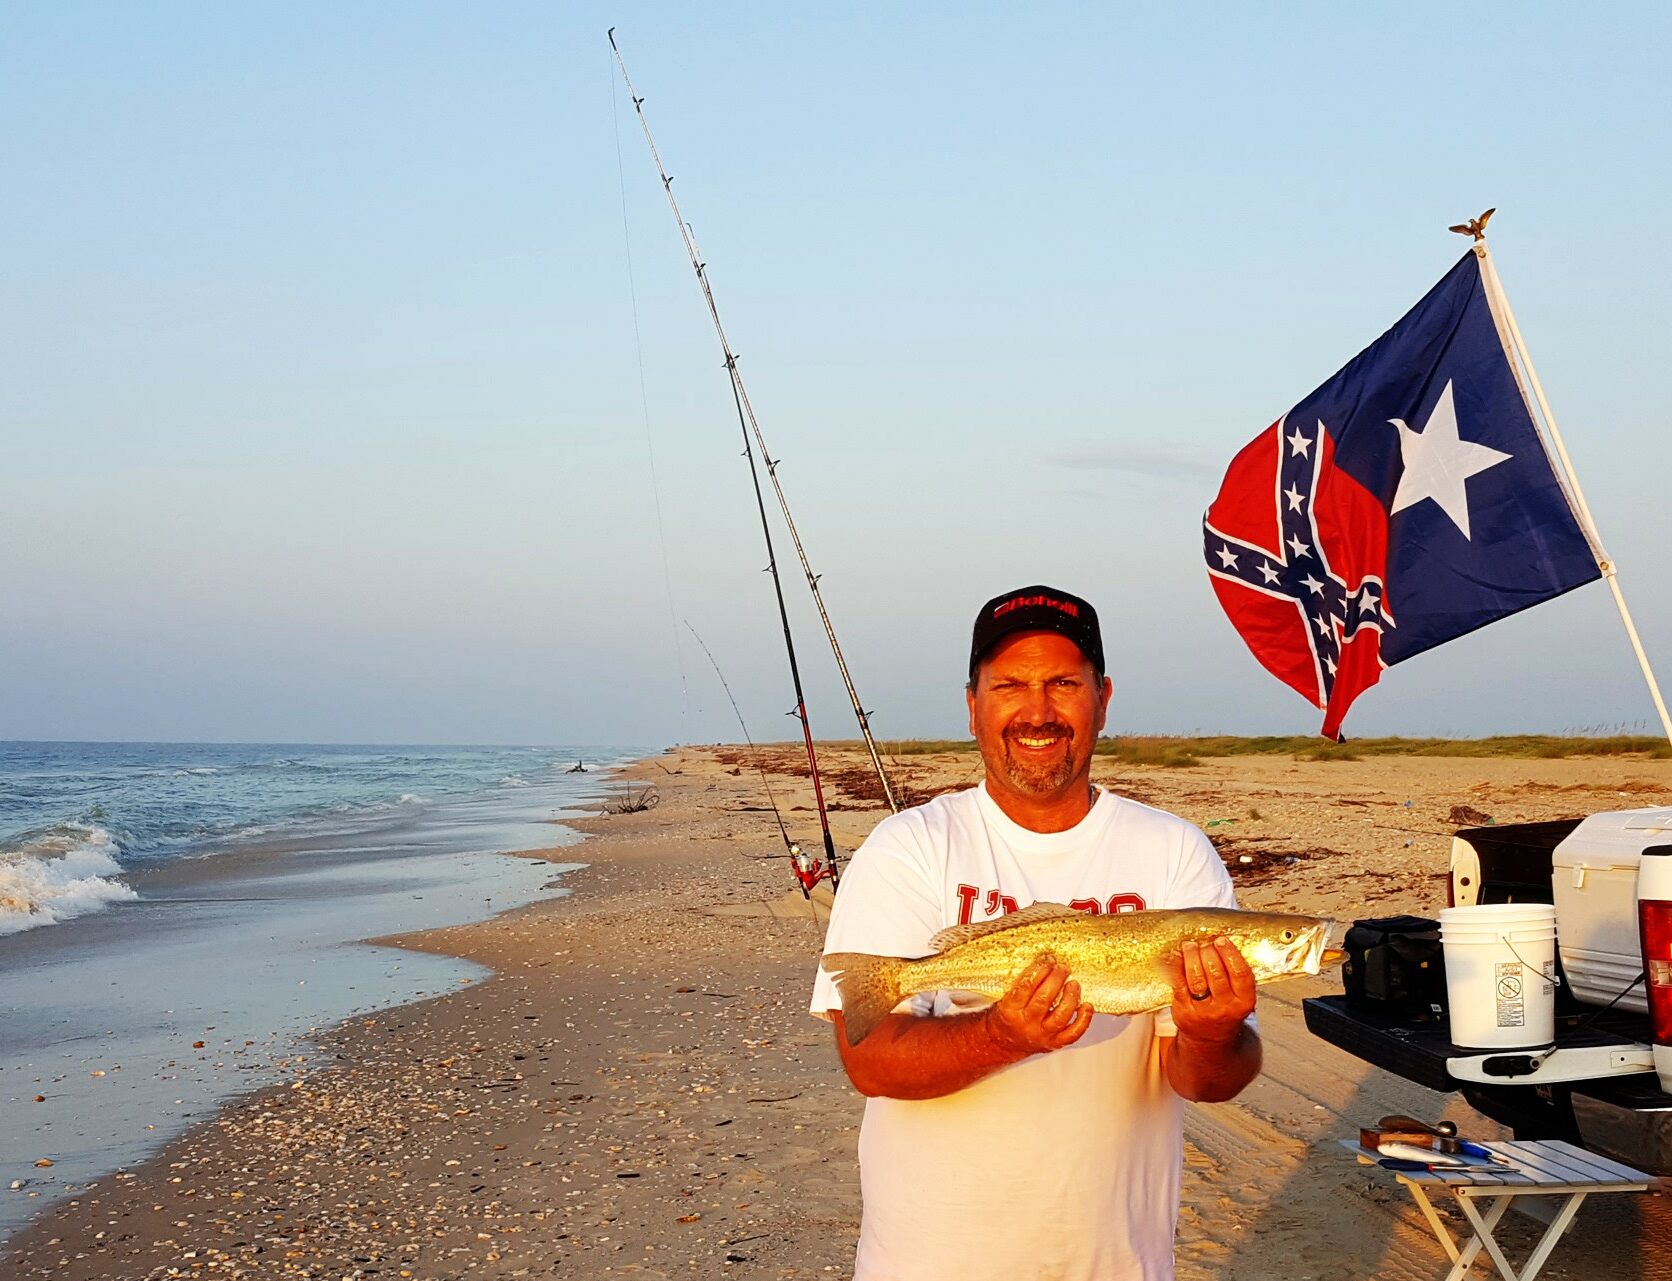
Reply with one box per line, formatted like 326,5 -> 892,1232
1343,1137 -> 1650,1281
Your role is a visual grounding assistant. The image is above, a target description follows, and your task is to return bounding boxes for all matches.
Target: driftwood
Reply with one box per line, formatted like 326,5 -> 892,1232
1448,803 -> 1493,826
606,786 -> 660,815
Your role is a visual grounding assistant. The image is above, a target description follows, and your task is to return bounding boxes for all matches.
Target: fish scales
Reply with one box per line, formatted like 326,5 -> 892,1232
824,903 -> 1333,1046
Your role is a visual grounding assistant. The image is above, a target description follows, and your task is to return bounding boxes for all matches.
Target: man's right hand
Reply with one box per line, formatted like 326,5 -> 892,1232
982,953 -> 1095,1056
831,951 -> 1095,1100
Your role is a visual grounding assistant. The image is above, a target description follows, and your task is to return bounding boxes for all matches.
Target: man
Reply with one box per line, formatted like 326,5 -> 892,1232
808,585 -> 1261,1281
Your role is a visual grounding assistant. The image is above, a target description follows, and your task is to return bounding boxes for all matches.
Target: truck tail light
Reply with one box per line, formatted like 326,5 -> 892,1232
1636,845 -> 1672,1094
1642,898 -> 1672,1047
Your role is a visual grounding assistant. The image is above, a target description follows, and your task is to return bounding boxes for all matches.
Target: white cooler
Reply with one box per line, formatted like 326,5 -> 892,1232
1552,808 -> 1672,1014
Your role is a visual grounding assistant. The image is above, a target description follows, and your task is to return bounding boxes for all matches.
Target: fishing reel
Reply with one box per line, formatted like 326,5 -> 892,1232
789,843 -> 835,896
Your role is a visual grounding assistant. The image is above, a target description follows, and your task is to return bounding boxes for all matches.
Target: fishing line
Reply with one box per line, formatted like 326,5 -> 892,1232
687,620 -> 834,921
607,28 -> 899,815
684,619 -> 794,852
611,49 -> 689,736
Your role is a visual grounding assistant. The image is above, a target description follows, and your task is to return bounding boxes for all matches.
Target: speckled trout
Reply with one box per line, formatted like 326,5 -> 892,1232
823,902 -> 1334,1046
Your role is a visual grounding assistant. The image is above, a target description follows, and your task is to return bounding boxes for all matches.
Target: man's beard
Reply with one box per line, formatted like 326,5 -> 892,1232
995,722 -> 1079,796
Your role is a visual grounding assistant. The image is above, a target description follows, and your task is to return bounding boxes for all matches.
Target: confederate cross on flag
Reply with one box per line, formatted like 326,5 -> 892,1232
1203,250 -> 1601,739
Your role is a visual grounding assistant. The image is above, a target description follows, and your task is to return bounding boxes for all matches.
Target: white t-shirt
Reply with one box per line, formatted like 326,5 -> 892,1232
809,783 -> 1240,1281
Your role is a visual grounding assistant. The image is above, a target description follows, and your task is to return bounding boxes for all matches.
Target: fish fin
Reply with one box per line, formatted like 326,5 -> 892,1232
927,901 -> 1081,952
822,952 -> 906,1046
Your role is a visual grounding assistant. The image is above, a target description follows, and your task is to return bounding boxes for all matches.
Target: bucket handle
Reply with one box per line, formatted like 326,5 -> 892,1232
1501,932 -> 1563,988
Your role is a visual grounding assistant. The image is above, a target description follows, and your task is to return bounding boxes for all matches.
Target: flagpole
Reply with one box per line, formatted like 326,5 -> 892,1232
1472,232 -> 1672,745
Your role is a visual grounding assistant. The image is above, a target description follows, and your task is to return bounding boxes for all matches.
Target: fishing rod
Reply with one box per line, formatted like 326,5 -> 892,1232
608,33 -> 839,891
720,354 -> 842,890
685,620 -> 836,898
607,29 -> 900,817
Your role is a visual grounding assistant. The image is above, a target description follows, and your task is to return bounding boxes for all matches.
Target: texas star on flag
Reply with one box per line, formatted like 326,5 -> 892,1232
1203,249 -> 1600,739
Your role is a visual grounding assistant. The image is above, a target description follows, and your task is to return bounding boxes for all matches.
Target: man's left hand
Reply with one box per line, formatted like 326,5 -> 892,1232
1164,935 -> 1256,1040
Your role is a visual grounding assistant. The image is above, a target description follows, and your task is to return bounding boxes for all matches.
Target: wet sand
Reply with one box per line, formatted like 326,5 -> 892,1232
7,744 -> 1672,1280
0,771 -> 602,1247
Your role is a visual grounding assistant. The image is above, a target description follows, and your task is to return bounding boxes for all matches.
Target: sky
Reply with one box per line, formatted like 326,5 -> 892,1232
2,3 -> 1669,746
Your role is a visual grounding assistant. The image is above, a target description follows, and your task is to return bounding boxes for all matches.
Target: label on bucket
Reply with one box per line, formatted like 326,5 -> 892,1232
1495,961 -> 1525,1028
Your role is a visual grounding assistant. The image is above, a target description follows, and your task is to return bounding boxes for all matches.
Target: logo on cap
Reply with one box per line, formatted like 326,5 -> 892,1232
993,593 -> 1080,621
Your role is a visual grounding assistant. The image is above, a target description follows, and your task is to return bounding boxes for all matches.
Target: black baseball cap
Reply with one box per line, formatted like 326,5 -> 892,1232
969,585 -> 1105,680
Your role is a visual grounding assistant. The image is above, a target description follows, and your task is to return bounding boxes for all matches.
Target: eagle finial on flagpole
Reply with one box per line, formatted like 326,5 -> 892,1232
1449,208 -> 1497,242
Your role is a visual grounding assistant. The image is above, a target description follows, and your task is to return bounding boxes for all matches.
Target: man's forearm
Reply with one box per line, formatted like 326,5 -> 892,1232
834,1009 -> 1029,1100
1163,1023 -> 1262,1102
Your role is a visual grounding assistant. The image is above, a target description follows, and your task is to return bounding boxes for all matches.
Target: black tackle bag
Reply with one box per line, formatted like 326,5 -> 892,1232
1342,914 -> 1447,1019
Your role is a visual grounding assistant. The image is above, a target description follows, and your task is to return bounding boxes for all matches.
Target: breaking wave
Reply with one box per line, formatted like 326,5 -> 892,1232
0,742 -> 627,936
0,825 -> 136,936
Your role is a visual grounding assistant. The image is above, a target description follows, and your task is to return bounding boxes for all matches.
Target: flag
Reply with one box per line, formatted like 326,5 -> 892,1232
1203,249 -> 1601,739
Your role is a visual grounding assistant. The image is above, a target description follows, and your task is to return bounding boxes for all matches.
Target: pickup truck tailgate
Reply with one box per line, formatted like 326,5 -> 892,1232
1304,994 -> 1658,1094
1303,995 -> 1462,1091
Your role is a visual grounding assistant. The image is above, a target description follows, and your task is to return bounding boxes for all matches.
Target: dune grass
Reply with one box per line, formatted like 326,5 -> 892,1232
863,734 -> 1671,763
879,739 -> 976,756
1118,734 -> 1672,760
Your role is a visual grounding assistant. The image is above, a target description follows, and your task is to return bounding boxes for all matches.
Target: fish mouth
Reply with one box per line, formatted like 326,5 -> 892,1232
1294,921 -> 1337,975
1237,919 -> 1336,980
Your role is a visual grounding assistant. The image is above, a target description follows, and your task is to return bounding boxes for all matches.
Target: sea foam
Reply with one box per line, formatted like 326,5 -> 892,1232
0,824 -> 137,935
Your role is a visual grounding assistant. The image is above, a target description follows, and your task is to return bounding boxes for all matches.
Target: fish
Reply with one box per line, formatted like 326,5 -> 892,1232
823,902 -> 1335,1046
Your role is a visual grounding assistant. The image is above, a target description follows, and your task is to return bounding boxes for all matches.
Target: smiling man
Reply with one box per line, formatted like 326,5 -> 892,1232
809,585 -> 1262,1281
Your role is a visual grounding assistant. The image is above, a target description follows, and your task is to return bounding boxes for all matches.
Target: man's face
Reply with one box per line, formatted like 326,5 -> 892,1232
966,631 -> 1112,803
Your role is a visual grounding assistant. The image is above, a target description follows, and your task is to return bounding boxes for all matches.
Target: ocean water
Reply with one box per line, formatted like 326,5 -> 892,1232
0,742 -> 613,936
0,741 -> 634,1243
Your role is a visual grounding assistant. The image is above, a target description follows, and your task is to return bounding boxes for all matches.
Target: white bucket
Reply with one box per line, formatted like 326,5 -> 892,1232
1440,903 -> 1559,1051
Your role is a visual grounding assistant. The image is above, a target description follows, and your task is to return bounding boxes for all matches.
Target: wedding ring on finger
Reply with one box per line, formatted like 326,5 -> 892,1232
1189,989 -> 1211,1001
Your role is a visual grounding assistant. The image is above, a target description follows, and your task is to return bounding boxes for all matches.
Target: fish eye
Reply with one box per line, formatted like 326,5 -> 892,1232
1281,929 -> 1294,941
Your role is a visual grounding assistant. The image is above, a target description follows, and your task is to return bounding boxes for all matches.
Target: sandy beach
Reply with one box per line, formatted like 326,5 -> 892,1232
9,743 -> 1672,1280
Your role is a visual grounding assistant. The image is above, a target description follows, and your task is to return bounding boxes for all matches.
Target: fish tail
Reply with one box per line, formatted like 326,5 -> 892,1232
822,952 -> 906,1046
